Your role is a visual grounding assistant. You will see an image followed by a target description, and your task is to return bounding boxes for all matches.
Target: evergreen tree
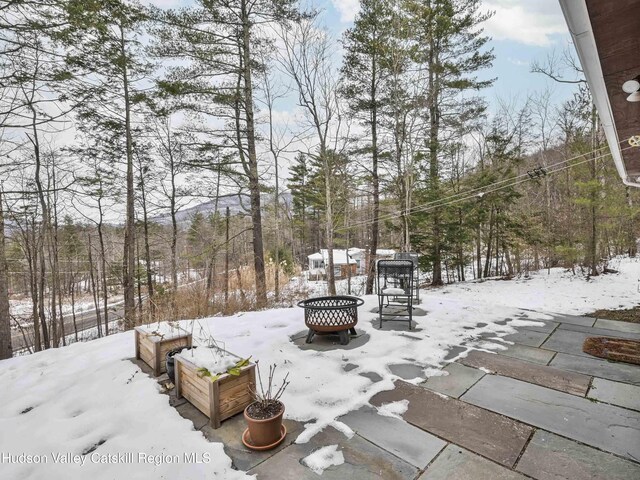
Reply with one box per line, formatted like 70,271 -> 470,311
341,0 -> 395,294
408,0 -> 494,285
150,0 -> 301,307
288,153 -> 316,258
59,0 -> 152,328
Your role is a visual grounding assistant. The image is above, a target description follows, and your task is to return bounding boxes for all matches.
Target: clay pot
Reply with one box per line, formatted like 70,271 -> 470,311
244,401 -> 284,448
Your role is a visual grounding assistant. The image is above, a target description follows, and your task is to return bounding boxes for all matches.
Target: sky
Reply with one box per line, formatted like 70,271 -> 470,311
148,0 -> 578,113
327,0 -> 577,111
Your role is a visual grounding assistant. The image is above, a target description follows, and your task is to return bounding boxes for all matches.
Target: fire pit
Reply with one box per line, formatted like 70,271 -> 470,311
297,295 -> 365,345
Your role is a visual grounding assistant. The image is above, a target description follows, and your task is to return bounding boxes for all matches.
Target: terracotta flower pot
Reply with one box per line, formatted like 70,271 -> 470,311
244,401 -> 284,448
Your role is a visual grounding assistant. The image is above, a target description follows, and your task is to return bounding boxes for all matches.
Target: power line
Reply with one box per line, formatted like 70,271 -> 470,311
404,147 -> 632,218
336,139 -> 636,233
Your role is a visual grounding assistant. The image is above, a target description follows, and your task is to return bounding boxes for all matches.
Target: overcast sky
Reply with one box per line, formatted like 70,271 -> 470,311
147,0 -> 577,112
329,0 -> 576,110
35,0 -> 579,222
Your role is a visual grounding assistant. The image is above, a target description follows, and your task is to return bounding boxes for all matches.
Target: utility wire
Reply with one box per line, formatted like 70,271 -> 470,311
336,138 -> 636,233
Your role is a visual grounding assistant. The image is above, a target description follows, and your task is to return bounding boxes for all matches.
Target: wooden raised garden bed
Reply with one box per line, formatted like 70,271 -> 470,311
135,326 -> 192,377
175,352 -> 256,429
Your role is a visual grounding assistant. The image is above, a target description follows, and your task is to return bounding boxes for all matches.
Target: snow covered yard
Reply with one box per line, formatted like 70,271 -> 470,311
1,257 -> 638,479
441,256 -> 640,315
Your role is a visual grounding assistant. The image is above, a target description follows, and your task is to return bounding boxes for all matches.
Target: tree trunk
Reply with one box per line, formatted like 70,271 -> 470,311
97,198 -> 109,336
240,1 -> 267,307
323,147 -> 337,296
0,191 -> 13,359
427,8 -> 443,286
87,234 -> 103,337
224,206 -> 230,310
476,224 -> 482,280
483,208 -> 494,278
170,149 -> 179,292
139,159 -> 154,321
69,272 -> 79,343
366,53 -> 380,296
121,24 -> 136,329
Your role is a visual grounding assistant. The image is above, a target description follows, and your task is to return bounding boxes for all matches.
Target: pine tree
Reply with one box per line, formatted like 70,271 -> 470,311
58,0 -> 152,329
288,153 -> 316,259
408,0 -> 494,285
150,0 -> 301,307
341,0 -> 395,293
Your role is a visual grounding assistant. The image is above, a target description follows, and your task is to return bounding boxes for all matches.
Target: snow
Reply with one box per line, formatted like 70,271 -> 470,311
0,334 -> 249,480
381,287 -> 405,295
138,322 -> 190,341
376,400 -> 409,419
1,257 -> 638,479
301,445 -> 344,475
177,347 -> 238,375
440,256 -> 640,315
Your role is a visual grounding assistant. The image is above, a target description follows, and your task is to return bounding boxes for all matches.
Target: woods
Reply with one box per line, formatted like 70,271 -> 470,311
1,0 -> 638,358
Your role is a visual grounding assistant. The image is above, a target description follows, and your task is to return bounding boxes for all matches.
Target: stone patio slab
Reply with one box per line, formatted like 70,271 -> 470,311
461,374 -> 640,461
550,352 -> 640,385
292,332 -> 371,351
338,406 -> 446,469
443,345 -> 468,361
588,377 -> 640,411
419,445 -> 528,480
458,350 -> 591,396
541,329 -> 596,357
389,363 -> 425,380
175,401 -> 210,430
594,318 -> 640,334
516,430 -> 640,480
248,426 -> 418,480
502,329 -> 550,347
557,322 -> 640,339
518,320 -> 559,334
359,371 -> 383,382
200,415 -> 304,471
549,314 -> 596,327
369,318 -> 424,333
496,343 -> 555,365
421,362 -> 485,398
370,380 -> 533,467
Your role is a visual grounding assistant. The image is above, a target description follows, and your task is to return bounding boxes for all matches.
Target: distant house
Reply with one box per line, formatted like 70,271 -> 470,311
307,249 -> 358,280
307,248 -> 397,279
348,248 -> 396,275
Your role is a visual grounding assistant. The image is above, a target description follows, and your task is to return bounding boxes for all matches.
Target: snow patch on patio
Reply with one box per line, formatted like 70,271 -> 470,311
302,444 -> 344,475
376,399 -> 409,419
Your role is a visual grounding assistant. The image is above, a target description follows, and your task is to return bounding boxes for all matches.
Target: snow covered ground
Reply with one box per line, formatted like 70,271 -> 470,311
441,256 -> 640,315
1,257 -> 638,479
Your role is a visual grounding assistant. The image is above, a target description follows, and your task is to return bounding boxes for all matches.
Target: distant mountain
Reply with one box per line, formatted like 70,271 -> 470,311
150,192 -> 292,225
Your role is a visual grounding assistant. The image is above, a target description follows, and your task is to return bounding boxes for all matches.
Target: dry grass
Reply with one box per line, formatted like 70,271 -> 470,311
141,263 -> 307,325
587,306 -> 640,324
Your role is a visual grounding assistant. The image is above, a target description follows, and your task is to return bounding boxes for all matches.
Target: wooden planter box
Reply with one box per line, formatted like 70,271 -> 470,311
175,352 -> 256,429
134,326 -> 192,377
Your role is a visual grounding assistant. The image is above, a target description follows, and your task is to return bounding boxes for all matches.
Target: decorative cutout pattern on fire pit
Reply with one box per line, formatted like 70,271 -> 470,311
297,296 -> 365,345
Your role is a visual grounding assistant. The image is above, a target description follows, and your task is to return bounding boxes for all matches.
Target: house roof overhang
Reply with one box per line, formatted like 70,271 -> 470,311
559,0 -> 640,187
